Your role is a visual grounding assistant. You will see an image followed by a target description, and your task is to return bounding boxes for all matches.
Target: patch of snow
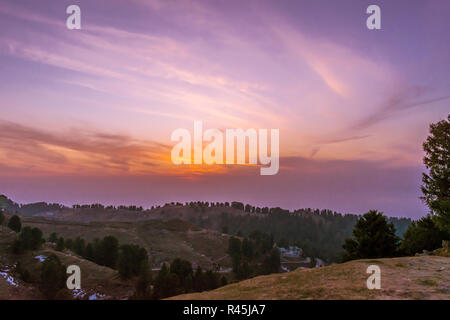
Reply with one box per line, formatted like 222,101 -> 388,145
89,293 -> 106,300
0,267 -> 19,287
281,266 -> 289,272
35,255 -> 47,262
73,289 -> 106,300
73,289 -> 87,299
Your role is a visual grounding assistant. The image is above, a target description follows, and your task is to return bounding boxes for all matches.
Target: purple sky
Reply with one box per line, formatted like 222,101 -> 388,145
0,0 -> 449,218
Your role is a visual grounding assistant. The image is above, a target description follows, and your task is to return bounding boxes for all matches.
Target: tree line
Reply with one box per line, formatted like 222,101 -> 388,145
153,258 -> 227,299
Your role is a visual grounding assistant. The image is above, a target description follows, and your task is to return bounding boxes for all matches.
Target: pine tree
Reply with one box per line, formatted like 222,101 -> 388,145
56,237 -> 65,251
342,210 -> 399,261
100,236 -> 119,268
8,215 -> 21,233
48,232 -> 58,243
39,254 -> 66,299
421,115 -> 450,233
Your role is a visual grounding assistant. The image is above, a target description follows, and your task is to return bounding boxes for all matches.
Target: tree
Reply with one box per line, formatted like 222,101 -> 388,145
237,261 -> 251,279
204,270 -> 219,290
153,263 -> 180,299
227,237 -> 241,258
262,248 -> 280,274
73,237 -> 85,256
117,243 -> 148,279
231,202 -> 244,210
56,237 -> 65,251
8,215 -> 21,233
170,258 -> 193,280
48,232 -> 58,243
278,238 -> 289,249
220,275 -> 228,287
11,238 -> 24,254
309,256 -> 317,268
342,210 -> 399,261
194,266 -> 206,292
221,225 -> 229,234
132,260 -> 152,299
99,236 -> 119,268
0,210 -> 4,225
15,261 -> 31,282
11,227 -> 44,253
169,258 -> 193,292
241,238 -> 254,259
40,254 -> 66,299
19,227 -> 44,250
84,243 -> 94,260
64,238 -> 73,250
421,115 -> 450,232
401,215 -> 450,256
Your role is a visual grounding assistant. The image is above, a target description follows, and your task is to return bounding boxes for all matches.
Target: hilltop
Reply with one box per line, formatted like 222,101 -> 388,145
171,255 -> 450,300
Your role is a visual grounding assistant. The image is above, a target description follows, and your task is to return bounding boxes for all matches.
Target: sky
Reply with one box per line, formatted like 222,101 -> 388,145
0,0 -> 449,218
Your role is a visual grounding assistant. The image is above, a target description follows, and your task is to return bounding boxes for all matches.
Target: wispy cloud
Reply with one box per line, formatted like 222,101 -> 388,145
352,88 -> 450,131
0,120 -> 171,175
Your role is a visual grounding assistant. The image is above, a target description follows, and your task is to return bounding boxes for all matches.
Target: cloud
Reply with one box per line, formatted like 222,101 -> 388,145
352,88 -> 450,131
0,7 -> 283,128
319,135 -> 370,145
0,120 -> 171,175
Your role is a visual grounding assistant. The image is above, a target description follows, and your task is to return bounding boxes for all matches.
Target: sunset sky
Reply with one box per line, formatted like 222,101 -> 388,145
0,0 -> 449,218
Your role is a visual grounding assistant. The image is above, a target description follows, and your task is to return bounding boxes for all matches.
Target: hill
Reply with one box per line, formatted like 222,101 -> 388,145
0,195 -> 412,263
170,255 -> 450,300
0,226 -> 134,299
18,216 -> 232,269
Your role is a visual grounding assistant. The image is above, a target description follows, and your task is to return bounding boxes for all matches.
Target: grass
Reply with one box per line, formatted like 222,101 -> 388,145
395,262 -> 407,268
170,255 -> 450,300
21,217 -> 232,269
415,279 -> 438,286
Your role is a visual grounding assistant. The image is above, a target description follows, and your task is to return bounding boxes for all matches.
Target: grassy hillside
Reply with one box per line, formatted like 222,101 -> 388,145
0,226 -> 134,299
20,216 -> 232,269
0,195 -> 412,263
170,255 -> 450,300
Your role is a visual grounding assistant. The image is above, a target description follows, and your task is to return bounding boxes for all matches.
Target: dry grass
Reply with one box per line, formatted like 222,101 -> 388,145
21,217 -> 231,269
170,256 -> 450,300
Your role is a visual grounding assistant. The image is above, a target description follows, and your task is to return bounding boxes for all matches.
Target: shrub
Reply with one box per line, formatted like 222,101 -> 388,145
8,215 -> 21,233
401,216 -> 450,255
39,254 -> 66,299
